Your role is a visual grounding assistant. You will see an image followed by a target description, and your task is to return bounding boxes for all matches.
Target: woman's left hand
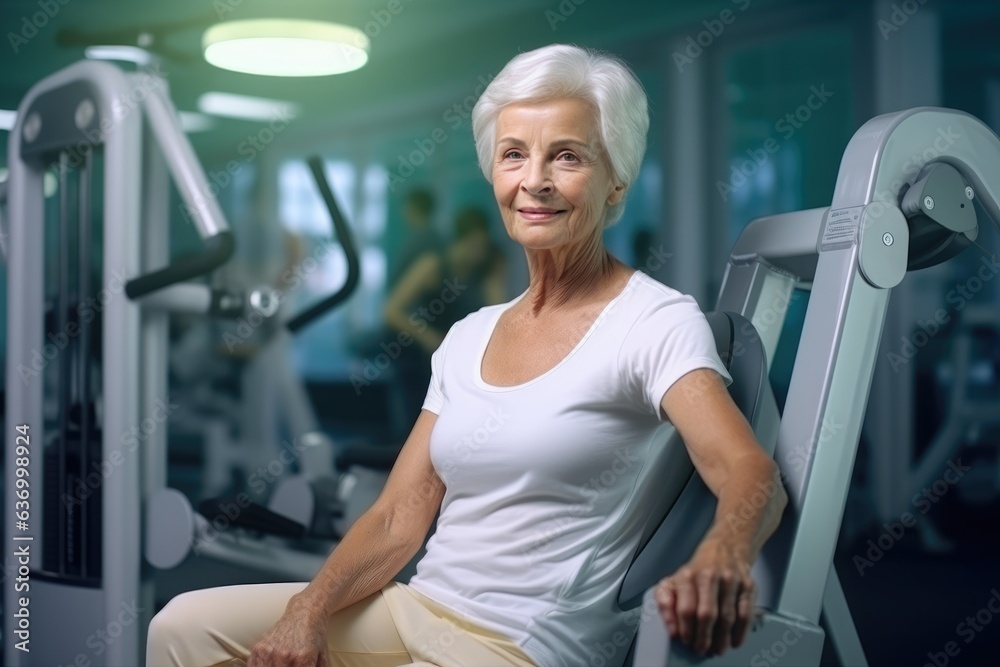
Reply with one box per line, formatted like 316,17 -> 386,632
653,535 -> 756,656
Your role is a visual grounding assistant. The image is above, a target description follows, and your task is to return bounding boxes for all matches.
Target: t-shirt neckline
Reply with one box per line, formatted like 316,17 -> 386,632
474,271 -> 640,392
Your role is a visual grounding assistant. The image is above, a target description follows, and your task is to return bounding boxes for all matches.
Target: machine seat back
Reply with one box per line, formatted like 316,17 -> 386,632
618,311 -> 780,663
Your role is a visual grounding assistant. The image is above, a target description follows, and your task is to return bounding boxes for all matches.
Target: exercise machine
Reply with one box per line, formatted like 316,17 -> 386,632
912,302 -> 1000,512
623,107 -> 1000,666
5,59 -> 231,667
3,60 -> 359,666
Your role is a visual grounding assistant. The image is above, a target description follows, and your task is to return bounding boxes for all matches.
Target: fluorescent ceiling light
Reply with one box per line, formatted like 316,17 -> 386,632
203,19 -> 369,77
0,109 -> 16,131
85,45 -> 153,66
198,92 -> 299,122
178,111 -> 214,133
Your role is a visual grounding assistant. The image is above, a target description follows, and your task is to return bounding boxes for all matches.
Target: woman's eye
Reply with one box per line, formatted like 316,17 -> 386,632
504,150 -> 524,160
558,152 -> 579,162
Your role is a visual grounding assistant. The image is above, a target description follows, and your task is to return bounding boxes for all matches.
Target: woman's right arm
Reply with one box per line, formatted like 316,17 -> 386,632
248,410 -> 444,666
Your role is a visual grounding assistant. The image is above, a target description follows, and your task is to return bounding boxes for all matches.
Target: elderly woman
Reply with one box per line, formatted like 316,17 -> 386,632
146,44 -> 786,667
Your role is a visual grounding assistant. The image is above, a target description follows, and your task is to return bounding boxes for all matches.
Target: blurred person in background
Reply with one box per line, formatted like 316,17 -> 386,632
383,205 -> 506,426
387,188 -> 446,289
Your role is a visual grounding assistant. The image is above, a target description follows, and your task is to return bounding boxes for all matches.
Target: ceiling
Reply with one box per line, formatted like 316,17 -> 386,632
1,0 -> 999,164
0,0 -> 729,160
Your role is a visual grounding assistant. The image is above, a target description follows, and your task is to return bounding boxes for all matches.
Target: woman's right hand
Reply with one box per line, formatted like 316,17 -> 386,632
246,410 -> 444,667
247,598 -> 330,667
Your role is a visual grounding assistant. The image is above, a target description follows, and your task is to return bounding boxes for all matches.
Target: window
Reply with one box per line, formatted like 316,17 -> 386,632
721,26 -> 855,247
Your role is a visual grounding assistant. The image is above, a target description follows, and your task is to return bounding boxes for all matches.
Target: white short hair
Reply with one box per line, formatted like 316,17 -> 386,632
472,44 -> 649,227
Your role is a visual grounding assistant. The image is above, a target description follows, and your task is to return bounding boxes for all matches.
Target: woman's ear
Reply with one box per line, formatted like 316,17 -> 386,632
607,184 -> 626,206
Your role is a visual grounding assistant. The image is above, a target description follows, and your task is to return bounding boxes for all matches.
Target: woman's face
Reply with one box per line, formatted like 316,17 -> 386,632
491,97 -> 623,252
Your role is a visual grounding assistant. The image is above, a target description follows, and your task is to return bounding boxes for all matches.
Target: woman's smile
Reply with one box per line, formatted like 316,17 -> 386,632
517,206 -> 565,222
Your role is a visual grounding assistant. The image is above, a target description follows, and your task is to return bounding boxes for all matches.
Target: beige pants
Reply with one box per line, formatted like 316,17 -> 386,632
146,581 -> 538,667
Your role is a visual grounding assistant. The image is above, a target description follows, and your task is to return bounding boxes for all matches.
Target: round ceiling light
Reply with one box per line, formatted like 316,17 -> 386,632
203,19 -> 369,77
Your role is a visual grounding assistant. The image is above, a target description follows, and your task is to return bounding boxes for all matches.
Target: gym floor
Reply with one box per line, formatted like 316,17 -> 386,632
831,504 -> 1000,666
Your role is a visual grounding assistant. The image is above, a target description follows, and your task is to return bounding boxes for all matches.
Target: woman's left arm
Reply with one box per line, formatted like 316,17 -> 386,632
655,368 -> 788,657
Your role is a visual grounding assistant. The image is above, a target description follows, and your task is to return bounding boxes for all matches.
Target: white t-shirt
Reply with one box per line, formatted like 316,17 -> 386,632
408,270 -> 733,667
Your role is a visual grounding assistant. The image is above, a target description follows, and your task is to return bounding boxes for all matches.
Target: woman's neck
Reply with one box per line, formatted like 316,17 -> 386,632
523,238 -> 624,315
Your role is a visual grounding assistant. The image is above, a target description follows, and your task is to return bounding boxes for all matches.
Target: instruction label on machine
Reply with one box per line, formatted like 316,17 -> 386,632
820,206 -> 864,251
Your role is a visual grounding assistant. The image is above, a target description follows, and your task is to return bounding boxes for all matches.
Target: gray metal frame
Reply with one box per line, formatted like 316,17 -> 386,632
632,107 -> 1000,666
4,60 -> 232,667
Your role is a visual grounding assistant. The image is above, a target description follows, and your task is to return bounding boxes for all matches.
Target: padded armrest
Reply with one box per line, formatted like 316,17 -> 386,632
618,311 -> 780,610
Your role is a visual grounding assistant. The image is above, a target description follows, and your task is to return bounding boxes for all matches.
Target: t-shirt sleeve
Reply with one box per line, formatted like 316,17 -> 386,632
421,325 -> 453,415
619,294 -> 733,422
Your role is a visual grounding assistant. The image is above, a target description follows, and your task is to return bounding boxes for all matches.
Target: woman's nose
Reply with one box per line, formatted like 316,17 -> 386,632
521,158 -> 552,195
